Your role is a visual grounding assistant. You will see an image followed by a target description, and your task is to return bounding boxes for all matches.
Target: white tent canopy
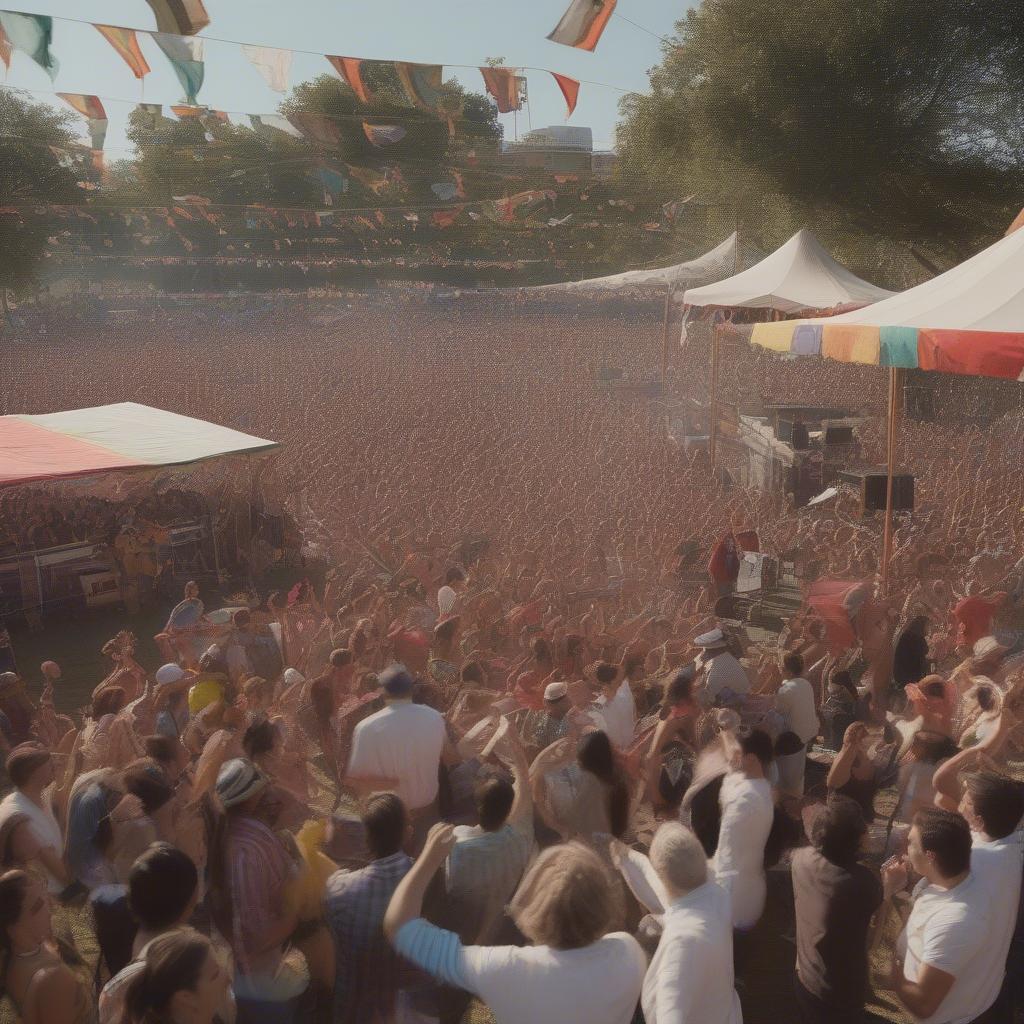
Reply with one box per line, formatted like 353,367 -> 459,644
0,402 -> 280,487
527,232 -> 738,294
823,225 -> 1024,331
683,229 -> 895,313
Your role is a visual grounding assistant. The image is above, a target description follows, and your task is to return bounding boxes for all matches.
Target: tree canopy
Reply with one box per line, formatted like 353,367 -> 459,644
616,0 -> 1024,275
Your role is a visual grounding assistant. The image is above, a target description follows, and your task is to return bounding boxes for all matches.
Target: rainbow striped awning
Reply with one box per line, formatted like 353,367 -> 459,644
750,226 -> 1024,380
0,402 -> 279,487
751,321 -> 1024,380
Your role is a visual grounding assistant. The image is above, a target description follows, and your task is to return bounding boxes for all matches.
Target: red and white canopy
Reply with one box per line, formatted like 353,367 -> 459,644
0,402 -> 279,487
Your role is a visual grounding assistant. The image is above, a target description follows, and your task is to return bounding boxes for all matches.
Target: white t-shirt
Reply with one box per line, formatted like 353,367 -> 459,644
396,919 -> 646,1024
775,677 -> 819,744
898,871 -> 993,1024
968,829 -> 1024,1013
0,790 -> 64,893
710,773 -> 774,929
702,653 -> 750,704
347,701 -> 447,810
437,585 -> 458,617
596,679 -> 636,749
642,880 -> 742,1024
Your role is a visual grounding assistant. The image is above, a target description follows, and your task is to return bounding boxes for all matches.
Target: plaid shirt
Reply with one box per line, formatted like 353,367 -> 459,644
227,816 -> 295,977
325,853 -> 427,1024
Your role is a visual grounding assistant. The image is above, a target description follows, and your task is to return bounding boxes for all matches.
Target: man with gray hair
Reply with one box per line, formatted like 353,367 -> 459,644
612,822 -> 741,1024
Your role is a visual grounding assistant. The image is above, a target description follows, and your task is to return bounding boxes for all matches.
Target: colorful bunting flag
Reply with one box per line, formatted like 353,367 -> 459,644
154,33 -> 205,104
346,164 -> 388,194
286,111 -> 341,148
662,195 -> 695,223
395,62 -> 444,112
362,122 -> 407,147
547,0 -> 616,51
0,12 -> 58,80
242,45 -> 292,93
250,114 -> 303,139
431,182 -> 458,201
479,67 -> 521,114
0,24 -> 13,70
326,56 -> 370,104
57,94 -> 108,152
551,73 -> 580,117
145,0 -> 210,35
431,209 -> 460,229
136,103 -> 163,129
95,24 -> 150,78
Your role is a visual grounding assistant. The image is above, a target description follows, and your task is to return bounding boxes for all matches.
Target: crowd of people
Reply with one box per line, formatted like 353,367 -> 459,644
1,295 -> 1024,1024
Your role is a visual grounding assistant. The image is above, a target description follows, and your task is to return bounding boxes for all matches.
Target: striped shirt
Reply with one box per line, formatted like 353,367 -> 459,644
324,853 -> 429,1024
226,816 -> 296,977
445,812 -> 534,943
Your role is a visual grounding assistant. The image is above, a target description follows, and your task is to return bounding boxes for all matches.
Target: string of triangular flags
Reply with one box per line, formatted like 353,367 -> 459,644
0,10 -> 583,121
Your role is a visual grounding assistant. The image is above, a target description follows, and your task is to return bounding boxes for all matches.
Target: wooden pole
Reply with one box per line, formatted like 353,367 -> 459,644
710,323 -> 721,472
660,283 -> 672,385
881,366 -> 902,593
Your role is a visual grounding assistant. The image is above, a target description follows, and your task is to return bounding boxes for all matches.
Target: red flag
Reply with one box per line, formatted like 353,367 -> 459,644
326,56 -> 370,104
551,73 -> 581,117
0,25 -> 14,71
806,580 -> 872,654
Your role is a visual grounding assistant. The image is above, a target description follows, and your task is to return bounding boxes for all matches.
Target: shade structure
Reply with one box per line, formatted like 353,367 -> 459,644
0,402 -> 280,487
527,233 -> 738,294
750,226 -> 1024,379
684,229 -> 895,313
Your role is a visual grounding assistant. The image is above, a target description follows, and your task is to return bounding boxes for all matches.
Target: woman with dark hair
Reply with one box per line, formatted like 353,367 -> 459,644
121,928 -> 229,1024
640,668 -> 698,812
531,731 -> 630,846
510,637 -> 556,711
894,615 -> 932,688
0,869 -> 94,1023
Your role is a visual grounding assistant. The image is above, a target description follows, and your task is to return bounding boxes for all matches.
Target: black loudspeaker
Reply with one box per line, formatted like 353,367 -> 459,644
839,470 -> 914,511
824,425 -> 854,445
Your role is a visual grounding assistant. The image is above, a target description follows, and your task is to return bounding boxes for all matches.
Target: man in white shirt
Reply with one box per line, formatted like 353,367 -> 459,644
615,822 -> 741,1024
593,662 -> 636,750
880,807 -> 994,1024
694,629 -> 750,707
711,728 -> 775,931
437,567 -> 466,618
346,665 -> 457,849
773,652 -> 819,798
958,771 -> 1024,1021
0,743 -> 66,894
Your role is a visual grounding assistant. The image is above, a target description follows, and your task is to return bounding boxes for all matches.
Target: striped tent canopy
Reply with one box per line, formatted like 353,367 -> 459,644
0,402 -> 279,487
750,227 -> 1024,380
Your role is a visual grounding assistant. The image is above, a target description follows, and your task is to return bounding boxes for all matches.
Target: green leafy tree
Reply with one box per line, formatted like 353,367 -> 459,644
616,0 -> 1024,272
0,91 -> 79,300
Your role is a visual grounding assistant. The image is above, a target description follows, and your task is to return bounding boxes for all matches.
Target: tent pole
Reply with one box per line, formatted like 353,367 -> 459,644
710,323 -> 721,472
881,366 -> 901,593
660,283 -> 672,385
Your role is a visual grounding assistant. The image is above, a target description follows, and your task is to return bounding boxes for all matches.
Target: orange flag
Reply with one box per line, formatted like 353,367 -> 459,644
95,24 -> 150,79
479,67 -> 521,113
547,0 -> 616,51
326,56 -> 370,104
551,73 -> 580,117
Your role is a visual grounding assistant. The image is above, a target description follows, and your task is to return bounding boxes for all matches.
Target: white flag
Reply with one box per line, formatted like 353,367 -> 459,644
242,45 -> 292,94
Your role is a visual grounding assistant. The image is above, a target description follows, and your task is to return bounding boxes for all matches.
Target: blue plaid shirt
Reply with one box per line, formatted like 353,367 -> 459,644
324,852 -> 427,1024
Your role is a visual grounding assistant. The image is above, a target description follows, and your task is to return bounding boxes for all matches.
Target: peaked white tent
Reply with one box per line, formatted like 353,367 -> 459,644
749,224 -> 1024,375
684,229 -> 895,312
529,232 -> 739,293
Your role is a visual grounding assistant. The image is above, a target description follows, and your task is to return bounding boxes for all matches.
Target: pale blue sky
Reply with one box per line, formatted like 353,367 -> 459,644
4,1 -> 691,157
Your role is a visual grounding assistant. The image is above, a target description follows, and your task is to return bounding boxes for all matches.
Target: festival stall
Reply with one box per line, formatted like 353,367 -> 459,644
682,229 -> 895,473
742,225 -> 1024,586
0,403 -> 281,620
